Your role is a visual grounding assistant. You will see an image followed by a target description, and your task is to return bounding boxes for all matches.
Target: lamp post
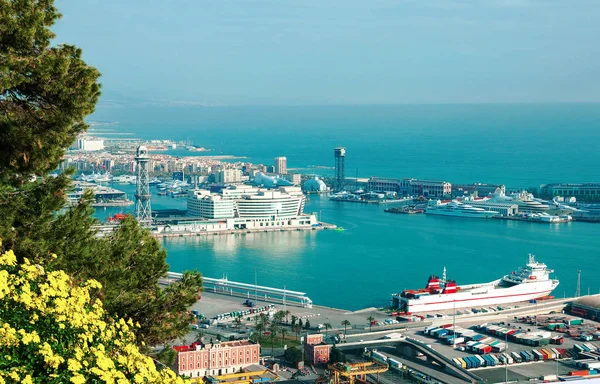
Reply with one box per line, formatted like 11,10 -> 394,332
505,331 -> 508,384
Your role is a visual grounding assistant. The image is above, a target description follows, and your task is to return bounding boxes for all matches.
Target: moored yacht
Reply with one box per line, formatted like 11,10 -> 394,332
425,200 -> 498,218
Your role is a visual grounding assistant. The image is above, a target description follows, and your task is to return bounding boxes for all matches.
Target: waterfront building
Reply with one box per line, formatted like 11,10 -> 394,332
410,179 -> 451,198
102,159 -> 114,172
181,185 -> 317,231
304,334 -> 330,365
187,190 -> 236,219
215,169 -> 242,184
274,156 -> 287,175
282,173 -> 301,186
367,177 -> 404,194
538,183 -> 600,202
77,137 -> 104,151
173,340 -> 260,378
303,177 -> 327,192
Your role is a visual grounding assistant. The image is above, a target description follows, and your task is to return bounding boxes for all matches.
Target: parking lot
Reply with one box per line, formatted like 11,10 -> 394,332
396,310 -> 600,381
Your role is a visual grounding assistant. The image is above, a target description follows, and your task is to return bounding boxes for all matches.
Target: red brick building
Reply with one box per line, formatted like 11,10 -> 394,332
173,340 -> 260,378
304,334 -> 330,364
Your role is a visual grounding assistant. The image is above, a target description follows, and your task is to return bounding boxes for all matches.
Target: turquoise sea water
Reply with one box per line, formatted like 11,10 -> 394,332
90,104 -> 600,310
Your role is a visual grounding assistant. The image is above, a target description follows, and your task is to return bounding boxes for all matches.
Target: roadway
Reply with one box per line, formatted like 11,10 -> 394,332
334,337 -> 482,384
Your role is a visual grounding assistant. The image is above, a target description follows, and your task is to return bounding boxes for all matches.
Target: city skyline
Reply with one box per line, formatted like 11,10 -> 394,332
54,0 -> 600,106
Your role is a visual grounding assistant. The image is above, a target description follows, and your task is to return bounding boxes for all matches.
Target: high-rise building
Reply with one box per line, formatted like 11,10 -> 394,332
134,146 -> 152,226
274,156 -> 287,174
214,169 -> 242,184
334,147 -> 346,192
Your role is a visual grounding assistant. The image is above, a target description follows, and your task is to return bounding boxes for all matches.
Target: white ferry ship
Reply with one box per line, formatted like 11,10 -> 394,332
392,255 -> 559,313
425,200 -> 499,218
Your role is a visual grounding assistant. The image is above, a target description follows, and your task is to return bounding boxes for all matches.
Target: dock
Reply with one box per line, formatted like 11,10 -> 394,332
152,222 -> 337,239
161,272 -> 314,308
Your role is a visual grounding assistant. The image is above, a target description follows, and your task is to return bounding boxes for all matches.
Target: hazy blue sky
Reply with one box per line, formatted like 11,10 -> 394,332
54,0 -> 600,105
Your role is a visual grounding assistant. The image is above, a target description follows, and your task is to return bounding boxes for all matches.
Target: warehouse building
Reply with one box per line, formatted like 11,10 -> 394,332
570,295 -> 600,321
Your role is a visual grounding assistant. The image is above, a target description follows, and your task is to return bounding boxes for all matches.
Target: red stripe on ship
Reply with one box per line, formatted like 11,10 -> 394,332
420,290 -> 552,306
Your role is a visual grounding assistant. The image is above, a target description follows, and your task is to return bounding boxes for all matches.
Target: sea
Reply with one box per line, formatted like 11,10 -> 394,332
90,103 -> 600,310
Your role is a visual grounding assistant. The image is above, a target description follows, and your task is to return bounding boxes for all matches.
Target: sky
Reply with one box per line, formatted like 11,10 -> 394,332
53,0 -> 600,106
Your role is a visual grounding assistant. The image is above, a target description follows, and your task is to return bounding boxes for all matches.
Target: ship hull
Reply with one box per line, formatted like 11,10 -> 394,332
425,210 -> 497,219
397,281 -> 558,312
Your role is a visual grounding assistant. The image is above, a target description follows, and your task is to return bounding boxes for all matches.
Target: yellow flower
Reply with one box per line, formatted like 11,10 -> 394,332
67,358 -> 82,373
0,249 -> 17,266
70,374 -> 86,384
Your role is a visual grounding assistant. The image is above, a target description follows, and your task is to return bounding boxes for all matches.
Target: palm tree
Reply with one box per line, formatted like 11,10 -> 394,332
274,311 -> 286,325
341,320 -> 351,337
280,326 -> 287,347
268,322 -> 280,356
284,310 -> 291,324
292,324 -> 302,341
367,316 -> 375,332
255,322 -> 265,344
234,316 -> 243,329
323,323 -> 332,337
291,315 -> 297,326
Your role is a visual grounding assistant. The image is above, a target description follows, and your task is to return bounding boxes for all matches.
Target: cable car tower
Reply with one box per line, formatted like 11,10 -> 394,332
135,146 -> 152,226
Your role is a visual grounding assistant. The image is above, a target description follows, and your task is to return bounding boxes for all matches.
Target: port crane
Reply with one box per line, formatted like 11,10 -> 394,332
191,370 -> 272,384
315,361 -> 389,384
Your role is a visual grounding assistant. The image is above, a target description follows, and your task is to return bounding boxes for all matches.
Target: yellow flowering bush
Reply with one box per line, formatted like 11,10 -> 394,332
0,247 -> 188,384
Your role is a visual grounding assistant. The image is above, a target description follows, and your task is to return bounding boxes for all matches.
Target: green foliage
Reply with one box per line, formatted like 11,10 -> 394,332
0,0 -> 202,354
330,345 -> 346,363
304,319 -> 310,329
0,0 -> 101,181
283,347 -> 303,364
0,171 -> 99,264
91,216 -> 203,346
341,320 -> 351,336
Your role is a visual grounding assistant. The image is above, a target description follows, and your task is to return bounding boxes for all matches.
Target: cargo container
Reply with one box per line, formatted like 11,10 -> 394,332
541,349 -> 551,360
568,319 -> 584,326
503,352 -> 514,364
492,343 -> 506,353
585,362 -> 600,370
388,358 -> 402,370
520,351 -> 531,362
548,323 -> 566,330
532,350 -> 544,361
475,355 -> 486,367
434,329 -> 449,338
581,335 -> 593,341
511,351 -> 523,363
447,336 -> 465,345
484,355 -> 496,367
551,336 -> 565,345
372,351 -> 388,364
584,343 -> 597,352
569,370 -> 589,376
463,356 -> 473,369
452,358 -> 461,367
457,358 -> 467,369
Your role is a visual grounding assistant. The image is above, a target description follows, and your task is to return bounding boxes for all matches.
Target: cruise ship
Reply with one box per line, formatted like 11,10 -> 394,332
392,255 -> 559,313
425,200 -> 499,218
486,191 -> 574,215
